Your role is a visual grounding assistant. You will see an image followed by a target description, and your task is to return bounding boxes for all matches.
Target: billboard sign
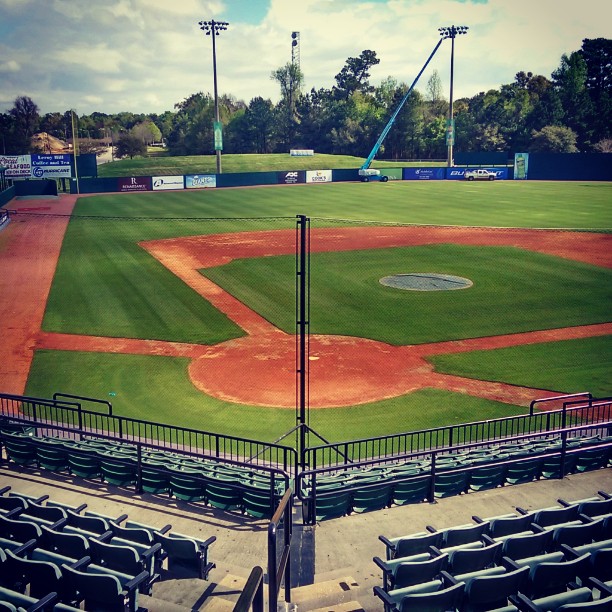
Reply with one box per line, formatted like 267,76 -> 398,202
446,168 -> 508,180
306,169 -> 332,183
290,149 -> 314,156
514,153 -> 529,179
185,174 -> 216,189
213,121 -> 223,151
0,155 -> 32,178
278,170 -> 306,184
118,176 -> 152,192
403,167 -> 445,180
31,154 -> 72,178
152,176 -> 184,191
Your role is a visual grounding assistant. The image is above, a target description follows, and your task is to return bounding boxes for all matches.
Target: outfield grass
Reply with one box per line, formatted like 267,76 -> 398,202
204,245 -> 612,345
97,153 -> 436,177
429,336 -> 612,398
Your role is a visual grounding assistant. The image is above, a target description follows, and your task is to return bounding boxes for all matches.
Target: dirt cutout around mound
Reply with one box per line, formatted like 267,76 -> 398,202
2,211 -> 611,409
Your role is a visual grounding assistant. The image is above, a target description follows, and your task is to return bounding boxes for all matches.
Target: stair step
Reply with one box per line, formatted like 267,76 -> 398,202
289,576 -> 362,610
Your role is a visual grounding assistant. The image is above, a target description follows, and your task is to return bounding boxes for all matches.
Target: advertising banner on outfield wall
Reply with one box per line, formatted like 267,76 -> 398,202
153,176 -> 184,191
185,174 -> 216,189
118,177 -> 152,192
277,170 -> 306,184
31,154 -> 72,178
446,168 -> 508,180
403,167 -> 445,180
306,169 -> 332,183
382,168 -> 403,181
0,155 -> 32,178
514,153 -> 529,180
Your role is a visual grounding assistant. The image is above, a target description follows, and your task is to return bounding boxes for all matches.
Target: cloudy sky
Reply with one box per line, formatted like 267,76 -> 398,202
1,0 -> 610,116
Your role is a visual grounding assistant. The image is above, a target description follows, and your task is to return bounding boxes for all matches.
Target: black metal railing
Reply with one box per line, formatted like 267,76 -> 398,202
268,488 -> 293,612
0,392 -> 297,472
296,421 -> 612,525
302,395 -> 612,469
233,566 -> 265,612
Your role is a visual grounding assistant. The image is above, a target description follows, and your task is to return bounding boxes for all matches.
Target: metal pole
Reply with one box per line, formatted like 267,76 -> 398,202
211,26 -> 221,175
448,34 -> 455,168
296,215 -> 309,471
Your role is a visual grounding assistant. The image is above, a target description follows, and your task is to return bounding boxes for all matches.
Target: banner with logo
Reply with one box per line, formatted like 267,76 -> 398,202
382,168 -> 403,181
152,176 -> 184,191
290,149 -> 314,156
186,174 -> 216,189
118,177 -> 152,192
403,167 -> 445,180
31,154 -> 72,178
213,122 -> 223,151
0,155 -> 32,178
446,167 -> 508,180
514,153 -> 529,179
306,170 -> 332,184
277,171 -> 306,184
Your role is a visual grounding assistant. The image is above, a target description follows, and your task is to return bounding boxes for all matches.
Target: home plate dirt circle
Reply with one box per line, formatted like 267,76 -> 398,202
188,333 -> 425,409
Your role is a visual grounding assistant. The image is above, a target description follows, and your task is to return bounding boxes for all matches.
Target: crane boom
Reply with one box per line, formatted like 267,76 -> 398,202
360,37 -> 446,176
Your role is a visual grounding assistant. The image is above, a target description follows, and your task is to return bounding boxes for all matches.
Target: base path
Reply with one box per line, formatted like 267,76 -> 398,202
0,196 -> 77,395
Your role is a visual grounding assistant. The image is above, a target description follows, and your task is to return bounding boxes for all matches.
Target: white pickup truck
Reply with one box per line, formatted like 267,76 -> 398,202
464,168 -> 496,181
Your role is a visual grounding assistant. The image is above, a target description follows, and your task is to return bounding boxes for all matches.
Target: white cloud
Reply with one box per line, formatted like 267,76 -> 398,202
1,0 -> 610,114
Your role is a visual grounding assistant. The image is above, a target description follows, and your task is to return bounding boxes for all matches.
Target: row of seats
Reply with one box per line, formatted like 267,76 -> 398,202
1,430 -> 287,519
373,491 -> 612,611
300,435 -> 612,522
0,486 -> 217,610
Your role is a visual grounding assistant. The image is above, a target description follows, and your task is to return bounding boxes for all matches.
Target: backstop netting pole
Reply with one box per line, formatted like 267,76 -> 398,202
296,214 -> 310,471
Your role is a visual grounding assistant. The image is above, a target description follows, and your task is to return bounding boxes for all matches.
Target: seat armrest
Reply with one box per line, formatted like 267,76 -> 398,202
378,534 -> 396,557
598,490 -> 610,500
482,534 -> 495,546
501,556 -> 520,571
141,542 -> 163,562
560,543 -> 580,559
50,517 -> 68,530
426,525 -> 437,534
70,555 -> 92,570
96,530 -> 114,542
557,498 -> 571,508
115,513 -> 128,525
34,494 -> 50,504
74,503 -> 87,513
588,577 -> 612,596
531,523 -> 545,533
25,592 -> 59,612
372,556 -> 390,573
578,513 -> 593,524
509,593 -> 540,611
13,538 -> 37,555
429,546 -> 443,557
159,524 -> 172,535
124,570 -> 150,591
198,536 -> 217,550
440,570 -> 459,586
472,515 -> 484,524
516,507 -> 529,516
6,507 -> 23,519
373,585 -> 398,609
0,486 -> 10,495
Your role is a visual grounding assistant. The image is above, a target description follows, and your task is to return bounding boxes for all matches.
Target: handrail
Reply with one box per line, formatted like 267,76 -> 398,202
268,488 -> 293,612
233,566 -> 264,612
529,392 -> 592,416
53,392 -> 113,416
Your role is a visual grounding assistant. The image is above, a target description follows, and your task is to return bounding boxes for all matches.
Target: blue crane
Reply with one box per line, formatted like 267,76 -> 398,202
359,37 -> 447,182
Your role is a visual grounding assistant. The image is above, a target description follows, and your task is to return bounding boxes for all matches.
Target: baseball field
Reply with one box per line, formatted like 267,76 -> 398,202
3,178 -> 611,444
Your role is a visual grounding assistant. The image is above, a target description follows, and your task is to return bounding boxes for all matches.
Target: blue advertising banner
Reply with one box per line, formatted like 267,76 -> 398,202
277,170 -> 306,184
446,167 -> 509,180
186,174 -> 216,189
31,154 -> 72,178
403,167 -> 445,180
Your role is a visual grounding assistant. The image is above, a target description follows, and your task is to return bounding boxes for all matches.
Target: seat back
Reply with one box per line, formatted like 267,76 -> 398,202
110,523 -> 154,546
5,549 -> 62,599
449,541 -> 502,574
394,554 -> 449,589
578,497 -> 612,517
62,564 -> 124,610
529,553 -> 591,598
395,531 -> 443,558
502,530 -> 552,560
464,566 -> 529,611
533,505 -> 579,528
89,538 -> 140,575
399,581 -> 465,612
444,522 -> 489,548
66,511 -> 109,534
0,514 -> 42,543
40,524 -> 89,559
553,519 -> 602,549
21,501 -> 66,523
154,532 -> 196,563
489,513 -> 533,538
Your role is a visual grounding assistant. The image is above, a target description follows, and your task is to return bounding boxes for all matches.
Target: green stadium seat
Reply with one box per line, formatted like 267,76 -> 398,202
153,530 -> 216,579
390,474 -> 432,506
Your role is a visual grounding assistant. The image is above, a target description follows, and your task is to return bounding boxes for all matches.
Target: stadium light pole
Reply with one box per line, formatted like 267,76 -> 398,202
199,19 -> 229,174
439,25 -> 469,167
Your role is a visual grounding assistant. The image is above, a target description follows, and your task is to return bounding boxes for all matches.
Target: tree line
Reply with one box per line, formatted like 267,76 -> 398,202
1,38 -> 610,159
